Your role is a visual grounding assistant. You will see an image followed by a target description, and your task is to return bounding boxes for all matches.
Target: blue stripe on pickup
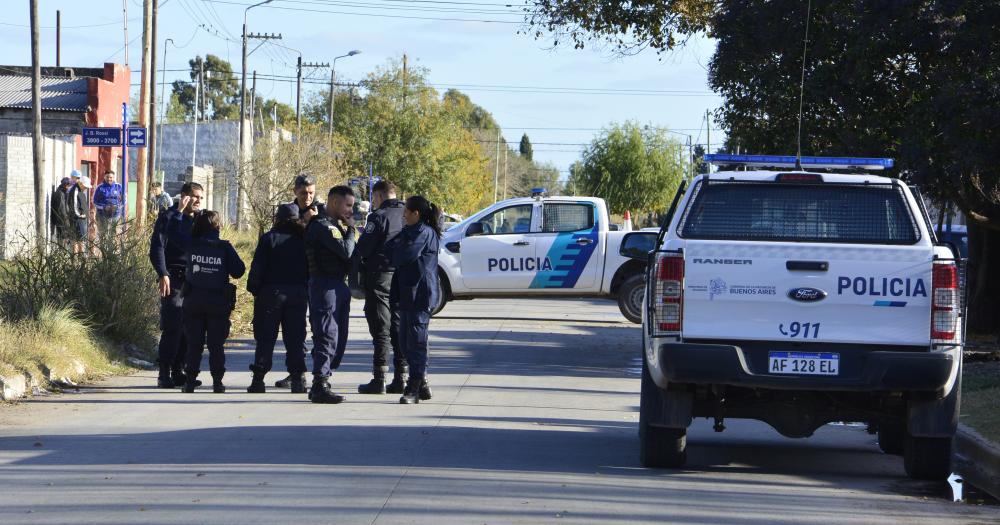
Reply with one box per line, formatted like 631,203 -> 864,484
873,301 -> 907,307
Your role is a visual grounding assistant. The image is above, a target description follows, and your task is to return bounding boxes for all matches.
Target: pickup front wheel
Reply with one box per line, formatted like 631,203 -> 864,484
617,274 -> 645,324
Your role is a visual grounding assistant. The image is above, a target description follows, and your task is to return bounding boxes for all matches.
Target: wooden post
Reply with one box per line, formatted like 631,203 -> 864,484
135,0 -> 152,226
31,0 -> 45,249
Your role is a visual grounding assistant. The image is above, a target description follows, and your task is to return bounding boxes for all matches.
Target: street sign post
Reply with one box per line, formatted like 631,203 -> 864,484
82,127 -> 122,147
126,127 -> 147,147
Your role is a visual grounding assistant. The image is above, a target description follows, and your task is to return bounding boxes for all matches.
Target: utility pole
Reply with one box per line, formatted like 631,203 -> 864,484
122,0 -> 128,66
30,0 -> 44,248
157,38 -> 173,185
327,69 -> 335,138
503,146 -> 508,200
148,0 -> 159,202
238,25 -> 281,229
705,109 -> 711,173
192,59 -> 201,169
135,0 -> 152,226
250,70 -> 257,135
296,56 -> 302,134
493,129 -> 501,203
402,53 -> 407,104
55,10 -> 60,67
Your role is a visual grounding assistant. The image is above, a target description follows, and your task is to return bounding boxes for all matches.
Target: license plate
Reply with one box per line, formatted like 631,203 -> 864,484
768,351 -> 840,376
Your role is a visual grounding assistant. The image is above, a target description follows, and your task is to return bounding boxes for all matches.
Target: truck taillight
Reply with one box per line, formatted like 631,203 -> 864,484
931,261 -> 959,343
652,253 -> 684,336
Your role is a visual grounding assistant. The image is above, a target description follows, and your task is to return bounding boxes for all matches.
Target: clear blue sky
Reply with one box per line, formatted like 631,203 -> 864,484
0,0 -> 725,176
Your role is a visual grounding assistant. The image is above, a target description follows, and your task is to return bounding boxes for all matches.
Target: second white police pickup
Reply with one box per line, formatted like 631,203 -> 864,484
432,191 -> 655,322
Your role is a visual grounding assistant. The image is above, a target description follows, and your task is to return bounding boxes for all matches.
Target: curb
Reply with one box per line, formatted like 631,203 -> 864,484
954,423 -> 1000,500
0,373 -> 28,401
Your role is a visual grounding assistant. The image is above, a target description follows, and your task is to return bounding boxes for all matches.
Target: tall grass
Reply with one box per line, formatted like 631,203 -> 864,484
222,226 -> 260,335
0,226 -> 159,347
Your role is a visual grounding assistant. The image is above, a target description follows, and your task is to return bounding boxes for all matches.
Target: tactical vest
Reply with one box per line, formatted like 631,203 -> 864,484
185,238 -> 228,290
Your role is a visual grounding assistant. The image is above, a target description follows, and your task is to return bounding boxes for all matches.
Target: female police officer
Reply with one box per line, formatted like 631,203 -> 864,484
181,211 -> 246,393
391,195 -> 441,404
246,203 -> 309,394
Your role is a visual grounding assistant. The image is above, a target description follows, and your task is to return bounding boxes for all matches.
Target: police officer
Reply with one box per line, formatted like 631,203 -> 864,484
304,185 -> 357,403
274,174 -> 327,389
355,181 -> 408,394
181,211 -> 246,393
149,182 -> 204,388
246,203 -> 309,394
391,195 -> 441,404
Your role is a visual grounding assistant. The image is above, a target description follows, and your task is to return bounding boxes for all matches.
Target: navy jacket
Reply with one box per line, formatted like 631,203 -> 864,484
182,231 -> 245,312
390,222 -> 440,311
149,204 -> 196,278
305,215 -> 357,279
247,223 -> 308,295
356,199 -> 406,274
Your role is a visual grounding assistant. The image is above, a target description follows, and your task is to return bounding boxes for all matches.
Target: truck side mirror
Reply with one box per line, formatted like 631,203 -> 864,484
466,222 -> 486,237
620,232 -> 655,259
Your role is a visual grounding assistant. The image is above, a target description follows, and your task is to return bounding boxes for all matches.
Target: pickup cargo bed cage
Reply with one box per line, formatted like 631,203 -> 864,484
703,154 -> 894,171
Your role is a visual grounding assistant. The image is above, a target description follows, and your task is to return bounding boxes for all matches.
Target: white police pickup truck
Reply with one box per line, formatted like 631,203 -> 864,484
629,155 -> 963,481
433,192 -> 657,322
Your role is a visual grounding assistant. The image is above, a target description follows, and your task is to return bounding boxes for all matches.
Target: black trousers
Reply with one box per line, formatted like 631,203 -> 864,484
400,309 -> 431,378
157,271 -> 188,370
183,294 -> 231,380
251,284 -> 308,376
363,271 -> 405,374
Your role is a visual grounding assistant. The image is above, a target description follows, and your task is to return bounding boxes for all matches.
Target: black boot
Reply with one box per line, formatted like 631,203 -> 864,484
386,367 -> 408,394
213,377 -> 226,394
289,375 -> 307,394
182,377 -> 198,393
157,364 -> 175,388
173,366 -> 201,388
358,368 -> 387,394
247,367 -> 266,394
308,376 -> 345,404
275,373 -> 305,389
399,375 -> 424,404
419,378 -> 433,401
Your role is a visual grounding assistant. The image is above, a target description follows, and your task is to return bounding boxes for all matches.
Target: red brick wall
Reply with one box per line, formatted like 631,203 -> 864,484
78,63 -> 130,180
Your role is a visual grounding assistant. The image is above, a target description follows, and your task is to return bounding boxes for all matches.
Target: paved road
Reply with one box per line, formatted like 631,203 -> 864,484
0,298 -> 996,524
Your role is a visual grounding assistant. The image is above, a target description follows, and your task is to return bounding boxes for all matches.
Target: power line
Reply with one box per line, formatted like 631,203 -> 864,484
205,0 -> 524,24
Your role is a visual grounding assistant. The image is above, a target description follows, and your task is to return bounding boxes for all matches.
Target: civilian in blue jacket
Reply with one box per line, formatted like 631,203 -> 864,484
93,170 -> 124,242
246,203 -> 309,394
391,195 -> 441,404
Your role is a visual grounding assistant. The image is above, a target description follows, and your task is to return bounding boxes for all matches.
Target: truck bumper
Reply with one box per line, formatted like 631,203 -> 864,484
653,341 -> 956,393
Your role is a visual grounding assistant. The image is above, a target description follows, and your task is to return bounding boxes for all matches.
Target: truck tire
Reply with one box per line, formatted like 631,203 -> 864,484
639,355 -> 687,468
877,424 -> 904,456
903,435 -> 952,480
617,273 -> 645,324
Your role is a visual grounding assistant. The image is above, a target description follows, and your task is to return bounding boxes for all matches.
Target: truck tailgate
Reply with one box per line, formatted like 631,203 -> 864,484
682,241 -> 933,346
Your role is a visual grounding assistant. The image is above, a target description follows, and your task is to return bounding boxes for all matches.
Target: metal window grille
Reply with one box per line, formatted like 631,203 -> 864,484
542,203 -> 593,233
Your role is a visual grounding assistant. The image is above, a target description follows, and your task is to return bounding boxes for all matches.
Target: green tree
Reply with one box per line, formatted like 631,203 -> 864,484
519,133 -> 533,161
692,144 -> 707,175
164,92 -> 188,124
170,54 -> 240,121
574,121 -> 687,215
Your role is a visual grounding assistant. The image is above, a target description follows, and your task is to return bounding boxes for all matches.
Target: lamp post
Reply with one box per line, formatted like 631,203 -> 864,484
156,37 -> 173,185
328,50 -> 361,138
238,0 -> 273,229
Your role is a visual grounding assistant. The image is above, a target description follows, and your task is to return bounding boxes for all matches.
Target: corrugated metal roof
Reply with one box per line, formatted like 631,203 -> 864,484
0,75 -> 88,112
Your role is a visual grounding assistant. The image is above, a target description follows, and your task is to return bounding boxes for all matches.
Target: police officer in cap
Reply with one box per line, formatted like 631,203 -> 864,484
181,211 -> 246,393
355,180 -> 408,394
246,203 -> 309,394
274,174 -> 327,389
149,182 -> 204,388
304,185 -> 357,403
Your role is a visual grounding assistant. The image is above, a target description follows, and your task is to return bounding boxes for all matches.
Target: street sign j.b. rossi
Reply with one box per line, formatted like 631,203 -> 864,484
81,127 -> 147,147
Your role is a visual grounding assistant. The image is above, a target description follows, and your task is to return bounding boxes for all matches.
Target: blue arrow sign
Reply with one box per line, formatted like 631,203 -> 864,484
82,127 -> 122,147
126,127 -> 147,147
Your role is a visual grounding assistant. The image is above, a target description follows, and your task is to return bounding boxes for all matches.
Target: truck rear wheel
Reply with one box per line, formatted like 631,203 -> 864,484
639,354 -> 687,468
617,274 -> 644,324
903,435 -> 952,480
877,424 -> 904,456
430,277 -> 447,316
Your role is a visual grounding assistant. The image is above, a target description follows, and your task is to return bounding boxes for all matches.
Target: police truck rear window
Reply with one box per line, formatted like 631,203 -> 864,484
678,182 -> 920,244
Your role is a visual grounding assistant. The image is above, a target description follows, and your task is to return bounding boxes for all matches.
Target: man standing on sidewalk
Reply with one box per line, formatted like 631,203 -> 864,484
354,180 -> 407,395
303,186 -> 357,404
94,170 -> 124,241
149,182 -> 204,388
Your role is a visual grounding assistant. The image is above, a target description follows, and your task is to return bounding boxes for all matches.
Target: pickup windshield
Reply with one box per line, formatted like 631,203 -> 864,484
678,181 -> 920,244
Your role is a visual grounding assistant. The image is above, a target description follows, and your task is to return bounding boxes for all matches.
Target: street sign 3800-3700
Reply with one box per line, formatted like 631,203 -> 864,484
81,127 -> 147,148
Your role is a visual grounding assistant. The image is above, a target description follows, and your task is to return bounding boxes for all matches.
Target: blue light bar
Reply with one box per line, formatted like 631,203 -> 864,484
703,154 -> 894,170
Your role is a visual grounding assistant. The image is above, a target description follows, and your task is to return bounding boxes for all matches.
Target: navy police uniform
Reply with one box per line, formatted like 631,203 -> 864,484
149,203 -> 195,387
305,215 -> 357,385
390,221 -> 440,400
181,231 -> 246,390
355,198 -> 407,391
247,204 -> 309,392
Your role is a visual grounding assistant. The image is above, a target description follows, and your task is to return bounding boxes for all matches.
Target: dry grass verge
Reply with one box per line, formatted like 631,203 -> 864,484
962,359 -> 1000,442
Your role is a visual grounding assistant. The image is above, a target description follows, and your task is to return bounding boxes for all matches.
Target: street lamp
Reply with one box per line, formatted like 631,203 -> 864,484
329,50 -> 361,137
238,0 -> 273,229
156,37 -> 174,185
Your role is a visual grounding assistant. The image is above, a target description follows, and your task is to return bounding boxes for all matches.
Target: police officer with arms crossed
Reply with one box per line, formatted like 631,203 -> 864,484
149,182 -> 204,388
181,211 -> 246,393
355,180 -> 408,395
274,174 -> 327,389
304,186 -> 358,403
246,203 -> 310,394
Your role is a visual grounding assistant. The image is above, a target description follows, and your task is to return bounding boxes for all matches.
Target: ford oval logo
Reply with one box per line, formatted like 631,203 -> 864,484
788,287 -> 827,302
